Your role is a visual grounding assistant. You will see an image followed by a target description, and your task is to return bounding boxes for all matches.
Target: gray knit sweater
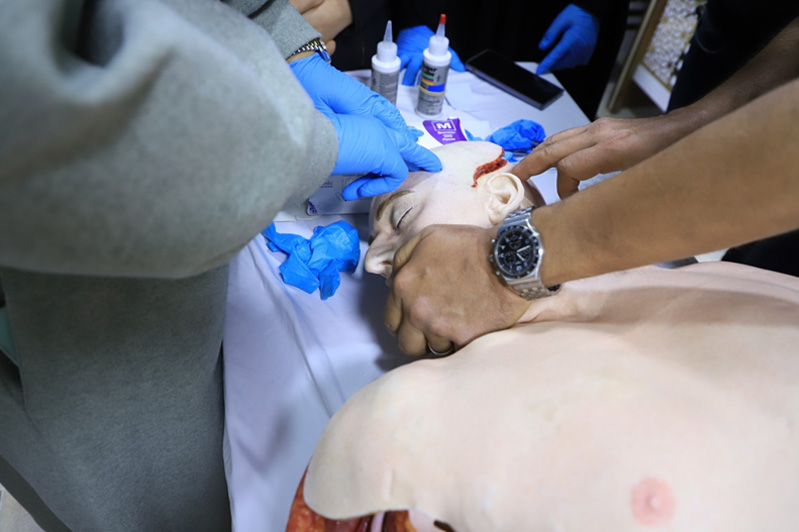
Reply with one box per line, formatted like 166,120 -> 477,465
0,1 -> 336,529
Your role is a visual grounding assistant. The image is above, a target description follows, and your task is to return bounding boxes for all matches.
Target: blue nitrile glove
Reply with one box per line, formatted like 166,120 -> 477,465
537,4 -> 599,74
334,113 -> 442,200
262,221 -> 360,300
290,55 -> 442,199
486,119 -> 546,153
290,54 -> 412,139
397,25 -> 466,86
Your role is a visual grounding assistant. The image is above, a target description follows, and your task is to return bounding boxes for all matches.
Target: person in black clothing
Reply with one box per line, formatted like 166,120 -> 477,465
669,0 -> 799,110
668,0 -> 799,278
314,0 -> 393,71
295,0 -> 628,119
392,1 -> 627,120
303,0 -> 799,278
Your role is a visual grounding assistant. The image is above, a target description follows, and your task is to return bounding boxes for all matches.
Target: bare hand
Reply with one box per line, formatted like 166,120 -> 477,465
384,224 -> 532,356
512,116 -> 679,199
290,0 -> 352,44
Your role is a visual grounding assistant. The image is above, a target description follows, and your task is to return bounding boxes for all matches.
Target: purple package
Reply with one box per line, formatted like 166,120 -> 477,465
423,118 -> 468,145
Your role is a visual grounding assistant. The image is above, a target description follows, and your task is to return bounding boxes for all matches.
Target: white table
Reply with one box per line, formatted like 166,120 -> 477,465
223,66 -> 590,532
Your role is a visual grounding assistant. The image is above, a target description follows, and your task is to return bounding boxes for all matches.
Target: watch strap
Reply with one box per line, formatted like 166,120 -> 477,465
291,38 -> 331,63
503,206 -> 535,225
507,279 -> 561,300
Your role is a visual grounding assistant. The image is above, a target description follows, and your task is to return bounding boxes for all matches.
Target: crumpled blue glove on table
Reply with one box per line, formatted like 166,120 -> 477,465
467,119 -> 546,161
263,220 -> 360,300
487,119 -> 546,153
397,25 -> 465,86
537,4 -> 599,74
290,55 -> 441,200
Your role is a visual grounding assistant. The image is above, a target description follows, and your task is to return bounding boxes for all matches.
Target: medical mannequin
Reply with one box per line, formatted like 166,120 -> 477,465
365,141 -> 543,278
286,141 -> 799,532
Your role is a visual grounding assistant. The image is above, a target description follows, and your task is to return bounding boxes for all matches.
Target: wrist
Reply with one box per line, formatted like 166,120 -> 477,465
490,207 -> 561,300
533,184 -> 631,286
288,38 -> 331,64
531,204 -> 570,288
287,50 -> 316,63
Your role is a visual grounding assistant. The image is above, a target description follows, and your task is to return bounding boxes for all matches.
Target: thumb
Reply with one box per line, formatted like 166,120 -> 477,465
556,169 -> 581,200
402,54 -> 423,86
399,139 -> 442,173
398,50 -> 413,69
353,176 -> 401,198
389,231 -> 425,284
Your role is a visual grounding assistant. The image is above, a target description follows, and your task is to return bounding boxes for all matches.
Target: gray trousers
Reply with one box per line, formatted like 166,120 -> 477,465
0,267 -> 231,532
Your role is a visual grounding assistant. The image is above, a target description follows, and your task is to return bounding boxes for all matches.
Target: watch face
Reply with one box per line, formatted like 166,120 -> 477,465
494,226 -> 539,279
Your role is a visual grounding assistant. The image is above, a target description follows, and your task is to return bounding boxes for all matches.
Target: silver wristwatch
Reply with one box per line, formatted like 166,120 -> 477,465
490,206 -> 560,300
291,38 -> 331,63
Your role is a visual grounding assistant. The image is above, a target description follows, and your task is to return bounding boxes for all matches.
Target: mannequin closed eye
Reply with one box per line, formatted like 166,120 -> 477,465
396,205 -> 413,229
364,141 -> 544,277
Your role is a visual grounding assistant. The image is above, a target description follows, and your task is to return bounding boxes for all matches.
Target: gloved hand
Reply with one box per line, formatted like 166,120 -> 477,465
334,113 -> 441,199
536,4 -> 599,75
290,55 -> 442,199
397,25 -> 465,86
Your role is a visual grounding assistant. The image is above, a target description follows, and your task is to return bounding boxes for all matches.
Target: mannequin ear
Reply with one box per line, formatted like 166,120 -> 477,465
481,172 -> 526,225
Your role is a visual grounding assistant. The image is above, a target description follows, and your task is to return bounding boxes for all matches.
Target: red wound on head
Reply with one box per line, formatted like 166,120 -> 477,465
472,153 -> 507,187
631,477 -> 676,526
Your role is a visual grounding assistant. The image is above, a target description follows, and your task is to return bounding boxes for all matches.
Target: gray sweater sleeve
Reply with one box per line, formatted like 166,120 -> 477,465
222,0 -> 321,58
0,0 -> 337,279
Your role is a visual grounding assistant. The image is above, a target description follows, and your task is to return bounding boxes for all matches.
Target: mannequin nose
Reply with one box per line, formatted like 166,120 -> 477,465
364,246 -> 394,278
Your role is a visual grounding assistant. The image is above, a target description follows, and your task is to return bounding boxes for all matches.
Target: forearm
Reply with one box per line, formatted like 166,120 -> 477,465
536,78 -> 799,286
664,17 -> 799,139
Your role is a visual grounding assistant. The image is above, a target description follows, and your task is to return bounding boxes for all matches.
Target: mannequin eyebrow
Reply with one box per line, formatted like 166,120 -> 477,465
376,190 -> 414,221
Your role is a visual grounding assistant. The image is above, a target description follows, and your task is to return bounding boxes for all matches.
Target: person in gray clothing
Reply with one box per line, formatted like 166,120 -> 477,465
0,0 -> 440,530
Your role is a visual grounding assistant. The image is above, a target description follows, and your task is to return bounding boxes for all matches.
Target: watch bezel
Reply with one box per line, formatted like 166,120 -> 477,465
492,225 -> 541,280
491,206 -> 559,300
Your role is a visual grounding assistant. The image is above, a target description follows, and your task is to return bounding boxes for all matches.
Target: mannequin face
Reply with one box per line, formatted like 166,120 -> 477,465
365,141 -> 543,277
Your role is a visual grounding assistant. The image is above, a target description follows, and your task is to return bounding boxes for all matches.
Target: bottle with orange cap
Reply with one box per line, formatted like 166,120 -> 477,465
415,14 -> 451,117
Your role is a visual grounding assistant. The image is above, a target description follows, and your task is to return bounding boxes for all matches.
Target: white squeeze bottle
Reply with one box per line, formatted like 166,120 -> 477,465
416,14 -> 451,117
371,20 -> 401,105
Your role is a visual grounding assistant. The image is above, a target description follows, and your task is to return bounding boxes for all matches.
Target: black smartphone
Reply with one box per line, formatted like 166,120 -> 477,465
465,49 -> 564,110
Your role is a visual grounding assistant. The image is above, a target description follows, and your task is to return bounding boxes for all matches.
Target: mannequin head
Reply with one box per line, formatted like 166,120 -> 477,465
365,141 -> 545,277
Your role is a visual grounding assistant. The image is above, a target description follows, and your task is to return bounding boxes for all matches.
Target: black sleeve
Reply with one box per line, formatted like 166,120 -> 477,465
329,0 -> 393,69
348,0 -> 390,32
572,0 -> 627,21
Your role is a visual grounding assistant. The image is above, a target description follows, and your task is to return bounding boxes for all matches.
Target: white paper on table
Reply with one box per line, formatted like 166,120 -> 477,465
223,68 -> 592,532
223,216 -> 409,532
